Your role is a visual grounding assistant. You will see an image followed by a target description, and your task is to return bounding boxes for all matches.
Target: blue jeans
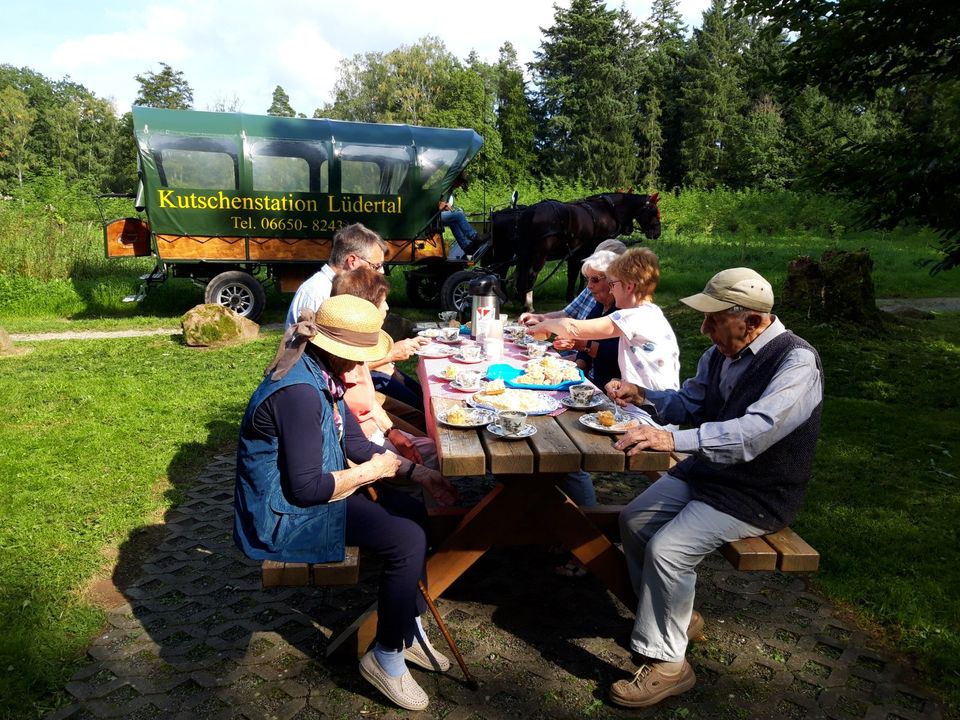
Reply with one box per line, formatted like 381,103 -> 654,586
441,209 -> 477,252
371,369 -> 424,413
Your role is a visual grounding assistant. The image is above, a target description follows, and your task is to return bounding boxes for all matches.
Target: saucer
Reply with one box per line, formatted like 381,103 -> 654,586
448,380 -> 484,392
486,422 -> 537,439
453,352 -> 486,364
560,393 -> 603,409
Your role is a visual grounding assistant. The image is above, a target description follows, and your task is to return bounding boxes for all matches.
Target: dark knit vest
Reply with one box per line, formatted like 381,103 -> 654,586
670,331 -> 823,531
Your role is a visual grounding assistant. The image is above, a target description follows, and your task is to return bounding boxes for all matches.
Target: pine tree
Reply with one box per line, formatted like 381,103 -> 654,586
493,43 -> 536,182
531,0 -> 640,186
134,63 -> 193,109
267,86 -> 296,117
678,0 -> 748,186
637,0 -> 687,189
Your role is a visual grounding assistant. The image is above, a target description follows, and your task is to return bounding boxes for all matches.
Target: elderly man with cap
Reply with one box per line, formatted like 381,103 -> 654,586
235,295 -> 457,711
602,267 -> 823,708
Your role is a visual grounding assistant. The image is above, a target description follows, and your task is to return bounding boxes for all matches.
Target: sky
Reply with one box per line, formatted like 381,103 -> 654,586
1,0 -> 712,117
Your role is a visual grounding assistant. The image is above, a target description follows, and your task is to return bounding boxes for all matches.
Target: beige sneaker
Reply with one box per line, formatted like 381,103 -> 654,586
404,640 -> 451,672
610,661 -> 696,708
359,651 -> 429,711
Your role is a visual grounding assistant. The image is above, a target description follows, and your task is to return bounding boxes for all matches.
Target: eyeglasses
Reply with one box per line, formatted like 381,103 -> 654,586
607,280 -> 622,288
585,275 -> 606,285
358,256 -> 385,272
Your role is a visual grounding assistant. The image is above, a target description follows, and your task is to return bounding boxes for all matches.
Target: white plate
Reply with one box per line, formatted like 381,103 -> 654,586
447,380 -> 484,392
560,393 -> 604,409
417,328 -> 442,339
467,391 -> 562,416
578,412 -> 641,434
416,344 -> 458,358
436,335 -> 463,345
452,352 -> 486,364
486,422 -> 537,439
436,407 -> 498,428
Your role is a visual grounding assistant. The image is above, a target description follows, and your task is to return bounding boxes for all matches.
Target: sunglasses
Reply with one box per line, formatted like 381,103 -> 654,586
585,275 -> 606,284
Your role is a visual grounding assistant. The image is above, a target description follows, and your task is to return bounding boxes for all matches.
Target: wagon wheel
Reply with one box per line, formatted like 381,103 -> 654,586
440,270 -> 480,313
405,269 -> 443,307
204,270 -> 266,321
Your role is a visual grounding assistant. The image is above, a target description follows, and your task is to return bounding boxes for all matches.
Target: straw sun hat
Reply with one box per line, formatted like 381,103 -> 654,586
308,294 -> 393,362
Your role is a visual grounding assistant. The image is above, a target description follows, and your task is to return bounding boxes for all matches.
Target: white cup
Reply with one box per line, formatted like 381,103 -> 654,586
499,410 -> 527,434
456,370 -> 482,387
526,342 -> 548,359
440,326 -> 459,342
569,383 -> 595,405
461,343 -> 482,361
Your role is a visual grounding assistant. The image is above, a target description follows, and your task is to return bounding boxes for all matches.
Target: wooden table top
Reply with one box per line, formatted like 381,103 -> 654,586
417,346 -> 675,478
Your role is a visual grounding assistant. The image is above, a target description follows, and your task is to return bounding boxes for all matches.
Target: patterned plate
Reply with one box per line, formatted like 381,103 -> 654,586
436,407 -> 498,428
416,344 -> 458,358
486,422 -> 537,440
578,412 -> 641,434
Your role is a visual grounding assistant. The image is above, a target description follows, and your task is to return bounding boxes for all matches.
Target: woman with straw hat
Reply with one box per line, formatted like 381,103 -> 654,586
234,294 -> 456,711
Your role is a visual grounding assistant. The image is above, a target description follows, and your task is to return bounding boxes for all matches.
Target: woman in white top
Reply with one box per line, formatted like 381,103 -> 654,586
526,247 -> 680,411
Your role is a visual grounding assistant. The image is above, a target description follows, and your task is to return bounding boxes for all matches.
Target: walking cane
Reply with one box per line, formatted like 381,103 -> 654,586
365,484 -> 479,690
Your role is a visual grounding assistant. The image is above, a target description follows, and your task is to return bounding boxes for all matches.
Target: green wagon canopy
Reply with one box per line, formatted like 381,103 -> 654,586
132,106 -> 483,242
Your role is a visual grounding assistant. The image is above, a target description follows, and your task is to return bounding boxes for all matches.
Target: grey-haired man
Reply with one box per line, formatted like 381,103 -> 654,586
603,267 -> 823,708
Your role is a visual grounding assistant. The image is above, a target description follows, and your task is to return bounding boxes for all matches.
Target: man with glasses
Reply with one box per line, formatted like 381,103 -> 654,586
285,223 -> 388,328
602,267 -> 823,708
286,224 -> 428,416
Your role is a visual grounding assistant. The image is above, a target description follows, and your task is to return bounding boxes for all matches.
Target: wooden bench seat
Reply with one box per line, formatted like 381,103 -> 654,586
582,504 -> 819,572
261,546 -> 360,587
260,503 -> 818,587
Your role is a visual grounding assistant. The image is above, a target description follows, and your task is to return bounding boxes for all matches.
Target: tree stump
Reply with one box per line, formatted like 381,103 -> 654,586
782,249 -> 883,327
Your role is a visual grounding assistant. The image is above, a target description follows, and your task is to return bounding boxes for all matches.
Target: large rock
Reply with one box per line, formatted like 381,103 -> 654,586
181,304 -> 260,347
0,326 -> 31,357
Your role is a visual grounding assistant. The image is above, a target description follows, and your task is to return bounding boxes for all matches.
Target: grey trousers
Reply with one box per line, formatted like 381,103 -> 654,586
619,474 -> 765,662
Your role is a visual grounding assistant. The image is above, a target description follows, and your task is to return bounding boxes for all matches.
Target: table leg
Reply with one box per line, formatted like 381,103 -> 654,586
327,478 -> 546,659
532,479 -> 638,611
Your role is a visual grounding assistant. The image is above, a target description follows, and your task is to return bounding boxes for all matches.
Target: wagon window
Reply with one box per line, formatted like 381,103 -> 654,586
151,136 -> 239,190
419,147 -> 461,190
250,139 -> 329,193
338,143 -> 411,195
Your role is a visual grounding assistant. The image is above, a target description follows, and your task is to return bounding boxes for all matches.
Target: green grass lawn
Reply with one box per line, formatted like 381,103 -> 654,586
1,231 -> 959,718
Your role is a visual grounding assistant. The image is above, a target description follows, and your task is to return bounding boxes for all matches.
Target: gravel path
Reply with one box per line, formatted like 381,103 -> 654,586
6,299 -> 960,344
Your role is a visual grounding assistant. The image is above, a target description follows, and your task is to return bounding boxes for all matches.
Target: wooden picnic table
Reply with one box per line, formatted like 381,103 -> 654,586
326,338 -> 674,658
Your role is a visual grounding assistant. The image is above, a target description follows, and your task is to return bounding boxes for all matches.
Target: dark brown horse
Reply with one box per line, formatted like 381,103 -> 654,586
485,192 -> 661,311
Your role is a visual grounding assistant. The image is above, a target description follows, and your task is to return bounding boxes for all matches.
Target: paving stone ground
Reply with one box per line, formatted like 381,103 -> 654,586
49,454 -> 943,720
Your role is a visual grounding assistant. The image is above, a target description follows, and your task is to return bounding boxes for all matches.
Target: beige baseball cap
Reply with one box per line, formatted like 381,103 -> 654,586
680,267 -> 774,313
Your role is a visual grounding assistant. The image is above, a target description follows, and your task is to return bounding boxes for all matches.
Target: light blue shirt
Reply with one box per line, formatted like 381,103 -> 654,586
285,264 -> 337,329
645,317 -> 822,465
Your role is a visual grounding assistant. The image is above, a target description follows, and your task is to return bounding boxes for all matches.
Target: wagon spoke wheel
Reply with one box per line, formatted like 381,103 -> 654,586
440,270 -> 480,314
204,270 -> 266,321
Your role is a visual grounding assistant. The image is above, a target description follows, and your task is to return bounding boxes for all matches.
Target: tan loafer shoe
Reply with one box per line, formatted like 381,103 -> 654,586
404,641 -> 451,672
359,651 -> 429,711
687,610 -> 705,641
610,661 -> 696,708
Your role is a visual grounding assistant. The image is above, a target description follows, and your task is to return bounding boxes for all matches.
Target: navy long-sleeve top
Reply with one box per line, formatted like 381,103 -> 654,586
253,383 -> 381,505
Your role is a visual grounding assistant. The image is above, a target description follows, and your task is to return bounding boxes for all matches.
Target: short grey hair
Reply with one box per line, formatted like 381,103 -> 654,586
580,249 -> 619,274
330,223 -> 387,267
595,239 -> 627,255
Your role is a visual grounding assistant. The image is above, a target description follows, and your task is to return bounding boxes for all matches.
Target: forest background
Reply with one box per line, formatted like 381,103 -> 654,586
1,0 -> 959,718
1,0 -> 958,275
